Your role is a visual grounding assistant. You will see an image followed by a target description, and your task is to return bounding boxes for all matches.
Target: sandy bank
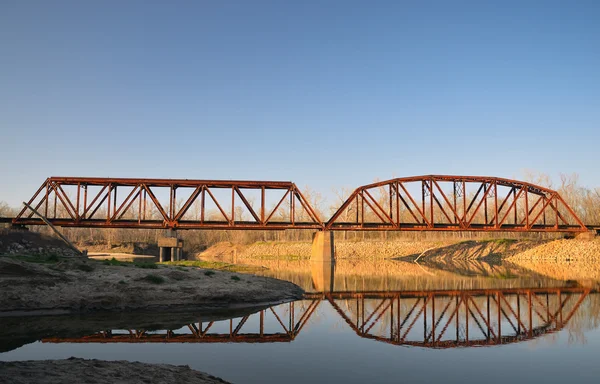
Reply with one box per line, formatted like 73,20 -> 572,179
0,256 -> 303,316
0,230 -> 303,315
507,238 -> 600,284
0,358 -> 229,384
509,238 -> 600,261
198,240 -> 456,260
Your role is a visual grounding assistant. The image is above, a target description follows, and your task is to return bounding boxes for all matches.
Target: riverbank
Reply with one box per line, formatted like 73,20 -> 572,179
0,255 -> 303,315
197,239 -> 457,261
0,230 -> 303,316
507,238 -> 600,284
0,358 -> 230,384
196,237 -> 599,263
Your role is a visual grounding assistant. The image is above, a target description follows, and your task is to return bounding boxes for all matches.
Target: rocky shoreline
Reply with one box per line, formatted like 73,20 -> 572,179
0,358 -> 230,384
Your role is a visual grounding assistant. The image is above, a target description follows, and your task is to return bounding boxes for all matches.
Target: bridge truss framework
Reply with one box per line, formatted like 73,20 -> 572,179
8,175 -> 593,232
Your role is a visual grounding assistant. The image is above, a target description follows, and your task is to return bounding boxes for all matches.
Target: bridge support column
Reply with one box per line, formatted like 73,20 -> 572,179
159,247 -> 168,262
158,231 -> 184,263
311,231 -> 334,262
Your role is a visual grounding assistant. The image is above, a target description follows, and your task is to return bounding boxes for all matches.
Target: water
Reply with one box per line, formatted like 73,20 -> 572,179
2,256 -> 600,383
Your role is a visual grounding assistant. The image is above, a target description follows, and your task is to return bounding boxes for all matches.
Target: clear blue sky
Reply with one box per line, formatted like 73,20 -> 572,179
1,0 -> 599,207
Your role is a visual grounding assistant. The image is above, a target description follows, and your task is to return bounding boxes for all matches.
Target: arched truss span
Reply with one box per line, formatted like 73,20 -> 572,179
326,175 -> 587,232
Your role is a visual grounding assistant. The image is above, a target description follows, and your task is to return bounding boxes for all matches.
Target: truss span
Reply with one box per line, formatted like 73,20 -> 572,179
327,175 -> 587,232
10,175 -> 590,232
12,177 -> 324,230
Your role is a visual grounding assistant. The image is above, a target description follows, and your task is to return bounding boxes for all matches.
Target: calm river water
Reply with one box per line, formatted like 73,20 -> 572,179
2,256 -> 600,383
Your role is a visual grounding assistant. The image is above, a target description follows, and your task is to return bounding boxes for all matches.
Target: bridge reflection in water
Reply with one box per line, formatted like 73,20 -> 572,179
42,287 -> 592,349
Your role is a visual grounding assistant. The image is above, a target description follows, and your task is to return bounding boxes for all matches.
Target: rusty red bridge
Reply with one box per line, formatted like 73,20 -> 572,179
6,175 -> 595,233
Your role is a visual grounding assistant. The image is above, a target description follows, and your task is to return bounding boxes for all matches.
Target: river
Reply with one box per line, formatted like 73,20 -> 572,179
2,255 -> 600,383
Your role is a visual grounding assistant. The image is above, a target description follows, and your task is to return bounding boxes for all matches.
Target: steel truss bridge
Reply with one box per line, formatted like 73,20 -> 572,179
6,175 -> 597,232
42,287 -> 593,349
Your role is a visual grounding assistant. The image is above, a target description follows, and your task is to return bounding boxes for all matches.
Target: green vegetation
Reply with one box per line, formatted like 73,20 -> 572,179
141,274 -> 165,284
162,260 -> 266,274
102,257 -> 126,266
491,238 -> 518,245
134,262 -> 158,269
118,280 -> 127,285
100,258 -> 159,269
204,270 -> 216,277
231,275 -> 241,281
77,263 -> 95,272
6,254 -> 62,264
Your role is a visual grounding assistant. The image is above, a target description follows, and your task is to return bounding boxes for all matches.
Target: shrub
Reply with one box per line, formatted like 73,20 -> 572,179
134,262 -> 158,269
77,264 -> 94,272
143,274 -> 165,284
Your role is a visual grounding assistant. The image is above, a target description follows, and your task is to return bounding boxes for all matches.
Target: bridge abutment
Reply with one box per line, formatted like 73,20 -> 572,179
311,231 -> 334,262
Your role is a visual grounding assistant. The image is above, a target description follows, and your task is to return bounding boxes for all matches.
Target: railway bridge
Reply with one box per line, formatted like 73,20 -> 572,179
2,175 -> 598,260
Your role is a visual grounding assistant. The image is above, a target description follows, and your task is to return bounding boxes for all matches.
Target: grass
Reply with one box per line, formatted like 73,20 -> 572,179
6,254 -> 62,264
204,270 -> 216,277
162,260 -> 266,274
100,258 -> 159,269
134,262 -> 158,269
102,257 -> 127,266
492,238 -> 518,245
141,274 -> 165,284
77,263 -> 95,272
231,275 -> 241,281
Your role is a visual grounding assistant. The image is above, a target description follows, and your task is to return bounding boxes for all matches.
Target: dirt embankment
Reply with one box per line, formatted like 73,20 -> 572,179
0,230 -> 79,258
0,231 -> 303,316
413,239 -> 548,261
197,240 -> 456,260
0,358 -> 230,384
509,238 -> 600,261
507,238 -> 600,283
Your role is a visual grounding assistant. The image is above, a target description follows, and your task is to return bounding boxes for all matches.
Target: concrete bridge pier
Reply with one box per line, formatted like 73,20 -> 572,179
158,230 -> 184,262
311,231 -> 334,261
